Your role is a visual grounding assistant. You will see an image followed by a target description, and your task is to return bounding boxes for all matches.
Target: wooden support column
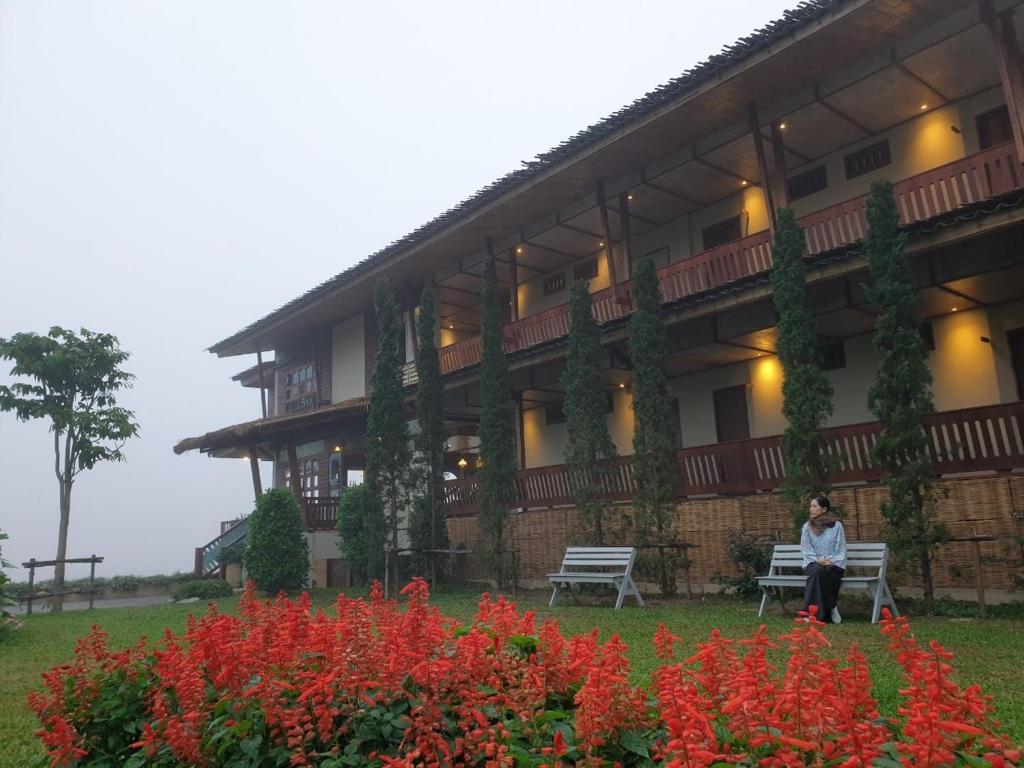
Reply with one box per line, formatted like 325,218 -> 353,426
256,351 -> 268,419
596,181 -> 623,302
407,308 -> 418,360
617,193 -> 634,282
515,392 -> 526,469
509,248 -> 520,322
981,1 -> 1024,162
248,445 -> 263,501
769,120 -> 790,211
747,102 -> 778,233
286,443 -> 302,497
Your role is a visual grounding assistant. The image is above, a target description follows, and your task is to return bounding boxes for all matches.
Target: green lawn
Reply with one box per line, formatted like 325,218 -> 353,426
1,588 -> 1021,768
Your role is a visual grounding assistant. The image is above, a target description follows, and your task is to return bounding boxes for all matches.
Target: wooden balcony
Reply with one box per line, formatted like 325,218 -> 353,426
436,143 -> 1022,376
441,401 -> 1024,517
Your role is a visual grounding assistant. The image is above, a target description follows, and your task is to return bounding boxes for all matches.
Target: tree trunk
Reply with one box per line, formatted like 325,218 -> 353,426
53,483 -> 71,613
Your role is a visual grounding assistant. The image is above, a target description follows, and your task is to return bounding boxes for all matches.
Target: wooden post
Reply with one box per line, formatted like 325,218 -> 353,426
194,547 -> 204,577
596,181 -> 622,302
617,193 -> 634,283
509,248 -> 520,322
27,558 -> 35,616
770,120 -> 790,210
248,445 -> 263,500
88,556 -> 96,610
256,351 -> 268,419
748,102 -> 778,234
287,443 -> 302,498
981,0 -> 1024,162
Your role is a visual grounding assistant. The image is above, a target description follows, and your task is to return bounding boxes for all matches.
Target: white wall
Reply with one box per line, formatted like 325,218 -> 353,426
331,313 -> 365,402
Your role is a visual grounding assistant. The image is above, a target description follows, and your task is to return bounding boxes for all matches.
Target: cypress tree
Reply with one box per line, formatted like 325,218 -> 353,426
476,252 -> 517,584
364,277 -> 410,587
562,280 -> 617,544
410,284 -> 450,579
769,207 -> 835,529
244,489 -> 309,595
628,257 -> 678,595
863,180 -> 945,611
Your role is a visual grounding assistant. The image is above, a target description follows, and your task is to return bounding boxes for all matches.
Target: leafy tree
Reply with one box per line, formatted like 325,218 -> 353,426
477,252 -> 517,584
364,278 -> 410,587
628,258 -> 678,595
770,207 -> 835,529
562,280 -> 617,544
409,285 -> 450,579
0,529 -> 18,639
336,484 -> 372,586
0,327 -> 139,612
863,180 -> 945,610
243,489 -> 309,594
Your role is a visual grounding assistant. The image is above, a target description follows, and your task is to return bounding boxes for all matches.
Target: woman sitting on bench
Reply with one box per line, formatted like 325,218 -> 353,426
800,495 -> 847,624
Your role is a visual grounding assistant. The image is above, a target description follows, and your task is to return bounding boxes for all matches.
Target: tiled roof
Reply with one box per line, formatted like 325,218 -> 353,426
210,0 -> 849,354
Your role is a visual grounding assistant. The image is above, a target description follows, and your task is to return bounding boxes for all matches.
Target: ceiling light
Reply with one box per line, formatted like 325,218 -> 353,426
618,382 -> 626,389
449,324 -> 455,329
599,241 -> 605,247
740,180 -> 749,186
627,193 -> 634,200
779,122 -> 787,130
516,246 -> 523,254
951,307 -> 958,312
920,104 -> 928,111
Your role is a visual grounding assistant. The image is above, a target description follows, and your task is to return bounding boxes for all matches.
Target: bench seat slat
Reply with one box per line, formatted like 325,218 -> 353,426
548,546 -> 644,609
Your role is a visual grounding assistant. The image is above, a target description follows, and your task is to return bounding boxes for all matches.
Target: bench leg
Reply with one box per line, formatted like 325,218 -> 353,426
549,582 -> 560,608
615,578 -> 627,610
869,581 -> 882,624
758,587 -> 769,618
880,580 -> 898,619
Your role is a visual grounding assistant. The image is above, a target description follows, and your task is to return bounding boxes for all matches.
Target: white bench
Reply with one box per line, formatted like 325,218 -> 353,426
547,546 -> 645,610
756,542 -> 899,624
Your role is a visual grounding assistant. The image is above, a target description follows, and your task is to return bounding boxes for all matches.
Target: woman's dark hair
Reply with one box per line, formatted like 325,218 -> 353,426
813,494 -> 831,511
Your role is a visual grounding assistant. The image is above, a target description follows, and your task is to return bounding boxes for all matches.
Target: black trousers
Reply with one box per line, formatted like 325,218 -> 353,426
804,563 -> 844,622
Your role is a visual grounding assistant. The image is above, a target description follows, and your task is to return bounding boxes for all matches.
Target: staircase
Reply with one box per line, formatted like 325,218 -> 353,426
193,517 -> 249,577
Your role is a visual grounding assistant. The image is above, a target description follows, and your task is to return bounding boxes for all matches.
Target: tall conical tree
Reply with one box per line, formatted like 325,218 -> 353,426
770,207 -> 835,529
476,252 -> 517,585
629,257 -> 678,595
410,284 -> 450,579
863,180 -> 945,611
562,280 -> 617,544
364,277 -> 410,587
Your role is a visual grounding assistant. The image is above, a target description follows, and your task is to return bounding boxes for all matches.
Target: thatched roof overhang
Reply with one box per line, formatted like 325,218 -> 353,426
173,397 -> 368,455
210,0 -> 988,358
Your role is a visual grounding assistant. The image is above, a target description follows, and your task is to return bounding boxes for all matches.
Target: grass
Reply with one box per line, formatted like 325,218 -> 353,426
1,586 -> 1022,767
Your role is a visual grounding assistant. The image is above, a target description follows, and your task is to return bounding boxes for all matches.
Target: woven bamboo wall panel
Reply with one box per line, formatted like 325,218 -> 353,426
445,476 -> 1024,593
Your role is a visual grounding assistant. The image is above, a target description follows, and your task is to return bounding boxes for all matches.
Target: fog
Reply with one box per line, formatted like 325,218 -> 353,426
0,0 -> 795,578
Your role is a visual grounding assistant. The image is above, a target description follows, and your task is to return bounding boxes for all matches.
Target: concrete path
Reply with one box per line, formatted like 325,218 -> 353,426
12,595 -> 173,614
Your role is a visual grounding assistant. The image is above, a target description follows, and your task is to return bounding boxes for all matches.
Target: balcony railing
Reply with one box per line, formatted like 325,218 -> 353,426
435,143 -> 1022,376
441,401 -> 1024,517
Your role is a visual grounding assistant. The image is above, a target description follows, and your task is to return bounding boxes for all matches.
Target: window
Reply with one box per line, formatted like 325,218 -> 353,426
284,459 -> 320,497
818,338 -> 846,371
787,165 -> 828,201
543,272 -> 566,296
976,105 -> 1012,151
702,215 -> 743,250
844,139 -> 891,180
284,365 -> 316,412
573,258 -> 598,282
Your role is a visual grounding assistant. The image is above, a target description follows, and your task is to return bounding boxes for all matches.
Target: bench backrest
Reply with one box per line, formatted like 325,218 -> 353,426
558,546 -> 636,574
767,543 -> 889,575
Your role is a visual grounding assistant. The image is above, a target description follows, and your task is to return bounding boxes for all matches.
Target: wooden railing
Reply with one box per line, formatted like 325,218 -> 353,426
301,496 -> 340,531
433,144 -> 1022,376
441,401 -> 1024,517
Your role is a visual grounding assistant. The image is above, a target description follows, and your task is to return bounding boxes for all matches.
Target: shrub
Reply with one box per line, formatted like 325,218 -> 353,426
171,578 -> 234,601
243,489 -> 309,595
0,529 -> 20,640
108,575 -> 140,592
337,484 -> 372,585
30,580 -> 1020,767
717,531 -> 773,599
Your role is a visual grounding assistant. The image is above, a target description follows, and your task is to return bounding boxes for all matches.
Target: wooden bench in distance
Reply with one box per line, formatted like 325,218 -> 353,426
756,543 -> 899,624
547,546 -> 645,610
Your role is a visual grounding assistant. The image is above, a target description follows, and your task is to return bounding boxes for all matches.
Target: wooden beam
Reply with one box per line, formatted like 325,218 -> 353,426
596,181 -> 623,302
509,247 -> 520,322
248,445 -> 263,501
256,350 -> 268,419
981,0 -> 1024,162
769,121 -> 790,210
618,192 -> 634,282
748,102 -> 778,234
815,85 -> 874,136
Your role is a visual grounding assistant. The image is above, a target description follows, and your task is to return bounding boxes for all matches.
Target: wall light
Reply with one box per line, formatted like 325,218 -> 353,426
333,444 -> 343,453
950,125 -> 962,134
980,336 -> 992,344
457,456 -> 468,469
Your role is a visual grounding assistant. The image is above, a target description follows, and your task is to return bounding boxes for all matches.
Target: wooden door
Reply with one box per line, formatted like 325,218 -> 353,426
713,385 -> 751,443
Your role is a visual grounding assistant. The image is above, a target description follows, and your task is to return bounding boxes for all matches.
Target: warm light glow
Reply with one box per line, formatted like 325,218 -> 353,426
333,445 -> 343,453
475,456 -> 484,469
516,246 -> 523,254
920,104 -> 928,111
449,324 -> 455,329
951,307 -> 958,312
740,179 -> 749,186
779,122 -> 787,130
627,193 -> 634,200
457,457 -> 468,469
618,382 -> 626,389
599,241 -> 605,247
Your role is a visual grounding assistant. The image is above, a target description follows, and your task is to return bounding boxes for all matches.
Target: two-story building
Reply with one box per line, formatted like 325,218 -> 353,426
178,0 -> 1024,597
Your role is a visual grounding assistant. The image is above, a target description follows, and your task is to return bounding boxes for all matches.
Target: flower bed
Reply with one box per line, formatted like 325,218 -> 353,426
30,579 -> 1020,767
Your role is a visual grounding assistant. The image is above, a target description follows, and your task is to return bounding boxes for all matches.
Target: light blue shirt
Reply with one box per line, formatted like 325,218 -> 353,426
800,520 -> 847,569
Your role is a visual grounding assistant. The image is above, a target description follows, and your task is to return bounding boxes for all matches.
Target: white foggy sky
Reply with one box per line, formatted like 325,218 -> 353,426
0,0 -> 795,577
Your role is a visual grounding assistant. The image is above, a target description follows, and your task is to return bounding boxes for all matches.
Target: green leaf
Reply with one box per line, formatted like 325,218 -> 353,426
619,731 -> 650,759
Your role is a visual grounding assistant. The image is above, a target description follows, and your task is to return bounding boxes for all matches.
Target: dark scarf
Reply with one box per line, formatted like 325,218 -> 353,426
808,512 -> 838,535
